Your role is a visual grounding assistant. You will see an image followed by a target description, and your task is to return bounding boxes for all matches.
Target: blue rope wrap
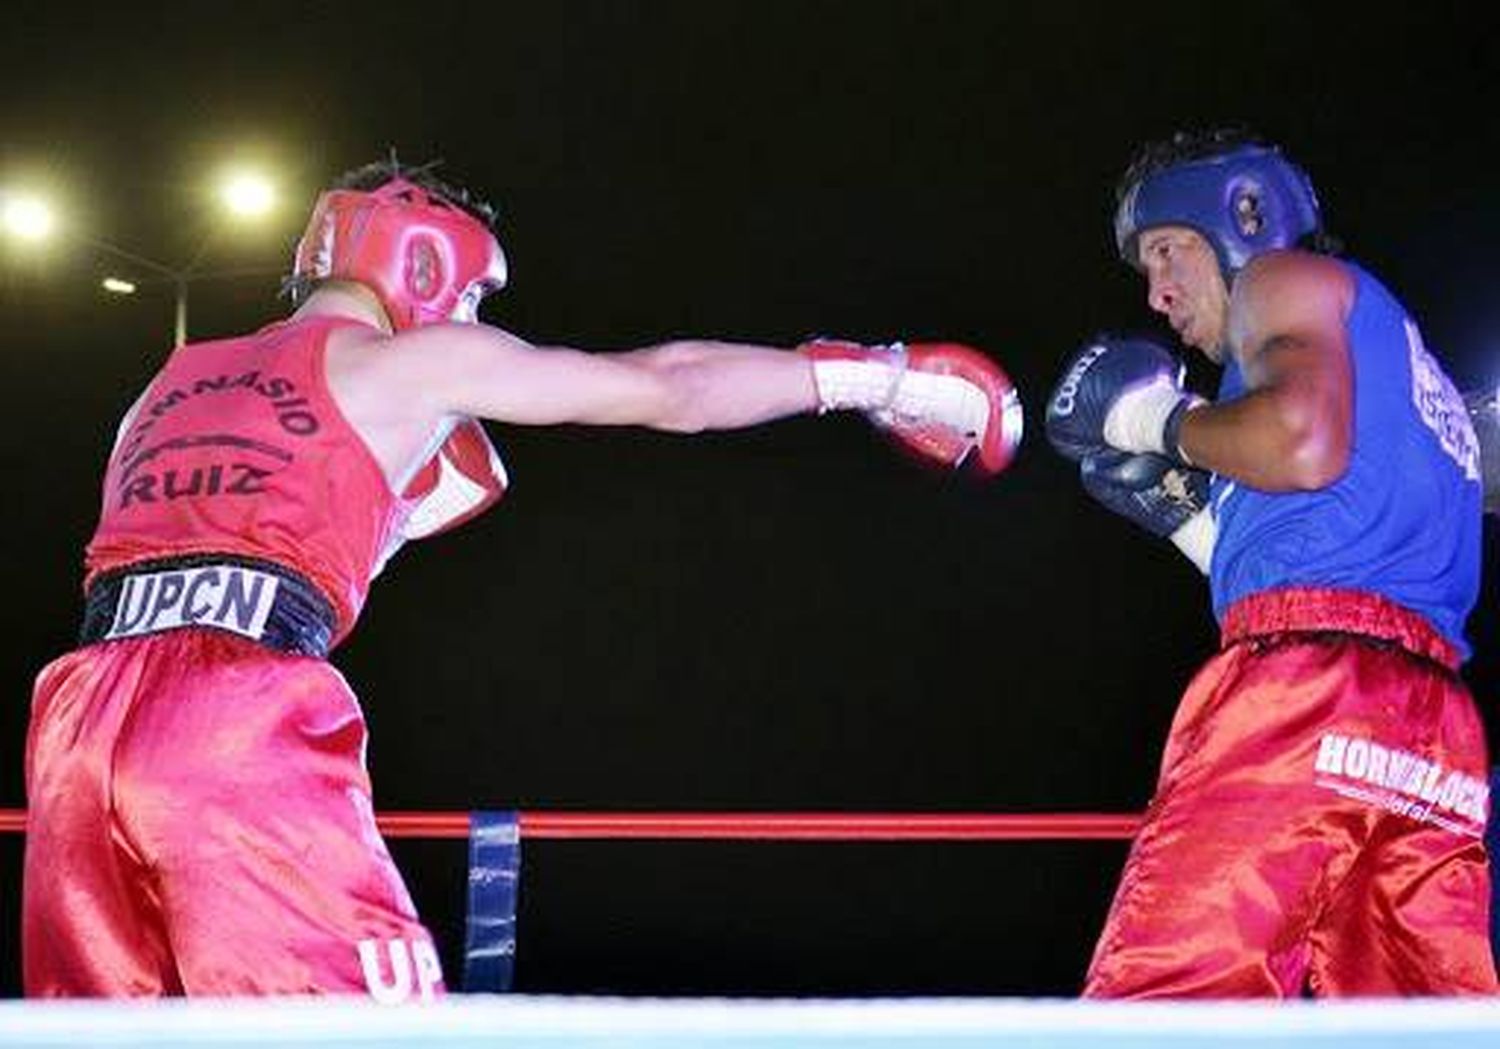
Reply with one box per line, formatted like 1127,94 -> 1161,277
463,810 -> 521,993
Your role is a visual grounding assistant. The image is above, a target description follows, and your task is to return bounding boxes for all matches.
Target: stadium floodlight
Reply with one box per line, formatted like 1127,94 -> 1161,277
2,194 -> 56,241
219,170 -> 276,219
6,162 -> 284,347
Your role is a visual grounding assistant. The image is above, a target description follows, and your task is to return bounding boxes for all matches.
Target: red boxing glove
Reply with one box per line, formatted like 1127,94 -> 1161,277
401,417 -> 509,540
804,339 -> 1024,476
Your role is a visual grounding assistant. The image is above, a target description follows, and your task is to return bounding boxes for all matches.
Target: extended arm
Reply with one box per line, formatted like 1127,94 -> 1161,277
329,320 -> 1020,487
391,326 -> 818,432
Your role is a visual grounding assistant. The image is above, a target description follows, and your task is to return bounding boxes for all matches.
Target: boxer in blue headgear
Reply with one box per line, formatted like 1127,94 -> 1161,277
1114,139 -> 1322,285
1044,129 -> 1495,998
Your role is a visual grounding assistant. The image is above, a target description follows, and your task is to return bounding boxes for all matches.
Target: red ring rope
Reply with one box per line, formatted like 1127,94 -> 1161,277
0,808 -> 1138,840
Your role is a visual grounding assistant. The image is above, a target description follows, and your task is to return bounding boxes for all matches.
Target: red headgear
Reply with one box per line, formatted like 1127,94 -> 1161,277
291,177 -> 508,330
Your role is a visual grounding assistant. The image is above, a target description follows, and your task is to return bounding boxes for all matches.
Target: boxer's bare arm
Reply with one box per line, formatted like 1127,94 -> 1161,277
1178,253 -> 1354,490
327,320 -> 817,484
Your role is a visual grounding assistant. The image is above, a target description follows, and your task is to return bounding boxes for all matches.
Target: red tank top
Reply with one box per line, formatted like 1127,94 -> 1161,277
86,316 -> 404,645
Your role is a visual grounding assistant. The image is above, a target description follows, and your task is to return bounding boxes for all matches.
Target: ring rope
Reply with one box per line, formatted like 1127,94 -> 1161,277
0,808 -> 1138,840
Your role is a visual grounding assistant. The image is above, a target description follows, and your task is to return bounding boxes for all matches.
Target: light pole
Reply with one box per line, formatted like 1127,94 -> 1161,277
2,168 -> 282,348
84,233 -> 196,347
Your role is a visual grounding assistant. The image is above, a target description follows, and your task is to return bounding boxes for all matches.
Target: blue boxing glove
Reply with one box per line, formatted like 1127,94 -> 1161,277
1081,449 -> 1216,573
1045,336 -> 1205,462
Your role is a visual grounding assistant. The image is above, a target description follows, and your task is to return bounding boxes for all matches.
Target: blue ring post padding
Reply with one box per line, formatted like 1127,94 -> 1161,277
464,811 -> 521,993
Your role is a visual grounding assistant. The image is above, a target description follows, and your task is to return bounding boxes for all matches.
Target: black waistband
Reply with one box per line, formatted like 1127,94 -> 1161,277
81,554 -> 336,658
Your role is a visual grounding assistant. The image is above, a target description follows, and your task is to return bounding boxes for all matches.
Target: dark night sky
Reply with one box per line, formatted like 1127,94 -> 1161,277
1,2 -> 1497,997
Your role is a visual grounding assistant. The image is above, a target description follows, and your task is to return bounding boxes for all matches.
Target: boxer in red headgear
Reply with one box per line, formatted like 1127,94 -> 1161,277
21,158 -> 1023,999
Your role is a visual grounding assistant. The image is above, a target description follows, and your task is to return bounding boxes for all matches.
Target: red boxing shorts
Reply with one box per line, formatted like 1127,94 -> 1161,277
23,624 -> 443,998
1085,587 -> 1498,998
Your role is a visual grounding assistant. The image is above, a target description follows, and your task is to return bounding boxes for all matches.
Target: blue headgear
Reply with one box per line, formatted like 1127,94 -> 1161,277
1114,144 -> 1322,283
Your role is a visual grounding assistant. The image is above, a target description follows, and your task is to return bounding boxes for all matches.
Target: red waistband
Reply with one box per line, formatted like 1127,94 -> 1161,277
1220,587 -> 1459,671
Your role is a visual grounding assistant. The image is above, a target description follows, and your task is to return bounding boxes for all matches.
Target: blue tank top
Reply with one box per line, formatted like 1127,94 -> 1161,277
1208,263 -> 1483,659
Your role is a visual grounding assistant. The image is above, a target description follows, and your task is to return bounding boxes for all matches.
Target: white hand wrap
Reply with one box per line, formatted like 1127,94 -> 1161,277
809,343 -> 908,413
1103,378 -> 1205,459
1168,508 -> 1217,575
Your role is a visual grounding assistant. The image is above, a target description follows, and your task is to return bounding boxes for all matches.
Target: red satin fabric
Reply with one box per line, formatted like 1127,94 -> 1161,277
1085,588 -> 1497,998
22,630 -> 443,998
